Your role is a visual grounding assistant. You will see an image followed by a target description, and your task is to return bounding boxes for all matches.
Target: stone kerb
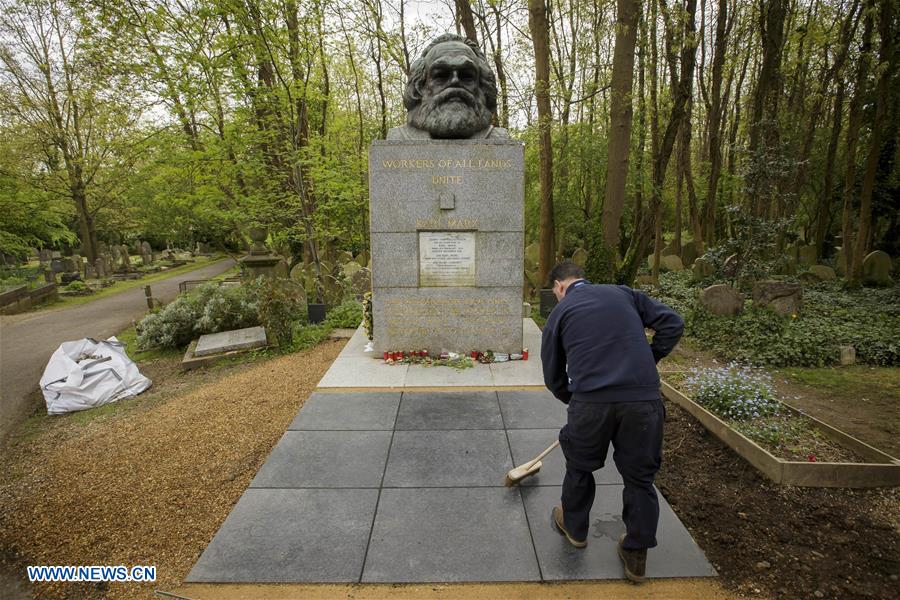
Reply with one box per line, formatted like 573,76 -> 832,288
369,140 -> 524,355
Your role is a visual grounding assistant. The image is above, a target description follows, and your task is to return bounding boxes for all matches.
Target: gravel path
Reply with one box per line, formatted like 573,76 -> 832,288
0,339 -> 345,599
0,258 -> 235,440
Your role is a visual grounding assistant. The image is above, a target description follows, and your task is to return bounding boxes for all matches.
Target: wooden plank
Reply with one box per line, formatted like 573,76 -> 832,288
660,380 -> 900,488
661,381 -> 784,484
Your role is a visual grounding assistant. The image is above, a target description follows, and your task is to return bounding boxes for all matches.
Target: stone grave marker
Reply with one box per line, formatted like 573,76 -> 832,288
350,267 -> 372,296
94,258 -> 107,278
39,248 -> 51,265
691,257 -> 715,281
808,265 -> 836,281
571,247 -> 587,267
681,241 -> 699,267
194,326 -> 268,357
699,284 -> 743,316
752,281 -> 802,316
861,250 -> 892,286
798,245 -> 817,266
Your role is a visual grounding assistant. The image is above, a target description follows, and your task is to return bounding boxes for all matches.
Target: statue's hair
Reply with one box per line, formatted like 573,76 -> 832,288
403,34 -> 498,114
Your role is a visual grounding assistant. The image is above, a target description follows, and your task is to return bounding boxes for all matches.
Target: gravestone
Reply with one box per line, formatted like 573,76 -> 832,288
97,241 -> 108,255
342,261 -> 362,279
808,265 -> 836,281
861,250 -> 892,286
691,257 -> 715,281
194,326 -> 268,357
94,258 -> 107,278
699,284 -> 743,316
355,250 -> 371,268
50,258 -> 66,273
840,345 -> 856,366
752,281 -> 802,316
141,241 -> 152,255
349,267 -> 372,296
72,254 -> 83,275
798,245 -> 817,266
111,245 -> 121,262
370,34 -> 522,355
524,242 -> 540,271
39,249 -> 51,265
661,255 -> 684,272
661,241 -> 679,257
681,241 -> 699,267
571,247 -> 587,267
119,245 -> 131,270
105,254 -> 114,275
84,263 -> 94,279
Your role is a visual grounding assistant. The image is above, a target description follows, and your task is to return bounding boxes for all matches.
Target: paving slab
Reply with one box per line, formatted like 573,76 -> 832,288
250,431 -> 391,488
289,392 -> 400,430
490,356 -> 544,386
362,487 -> 541,582
507,428 -> 622,486
186,488 -> 378,583
521,485 -> 716,580
383,430 -> 513,487
317,357 -> 407,388
194,325 -> 267,357
403,362 -> 494,387
498,390 -> 567,429
396,391 -> 502,430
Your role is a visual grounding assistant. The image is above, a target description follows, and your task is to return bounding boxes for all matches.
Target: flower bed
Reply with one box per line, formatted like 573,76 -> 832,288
661,365 -> 900,488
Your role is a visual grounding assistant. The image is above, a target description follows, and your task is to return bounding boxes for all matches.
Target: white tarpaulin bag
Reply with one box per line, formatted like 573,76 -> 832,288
40,337 -> 152,415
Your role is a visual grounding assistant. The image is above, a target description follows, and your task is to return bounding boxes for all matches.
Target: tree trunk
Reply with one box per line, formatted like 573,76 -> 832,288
747,0 -> 787,218
841,0 -> 875,283
704,0 -> 729,246
598,0 -> 641,282
849,0 -> 894,286
455,0 -> 478,43
529,0 -> 556,287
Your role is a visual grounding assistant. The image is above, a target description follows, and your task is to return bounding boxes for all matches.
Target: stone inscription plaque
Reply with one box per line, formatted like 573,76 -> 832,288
419,231 -> 476,287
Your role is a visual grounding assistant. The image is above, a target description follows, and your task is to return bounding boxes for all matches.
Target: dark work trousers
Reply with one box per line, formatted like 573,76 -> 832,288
558,397 -> 665,549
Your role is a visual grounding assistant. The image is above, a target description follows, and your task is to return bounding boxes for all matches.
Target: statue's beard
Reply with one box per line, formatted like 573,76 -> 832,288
408,87 -> 493,139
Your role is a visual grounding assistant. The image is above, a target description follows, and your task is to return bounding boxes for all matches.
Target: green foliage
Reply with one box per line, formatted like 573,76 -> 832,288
323,299 -> 364,329
251,278 -> 306,349
62,280 -> 92,295
137,283 -> 259,350
701,205 -> 793,286
655,272 -> 900,367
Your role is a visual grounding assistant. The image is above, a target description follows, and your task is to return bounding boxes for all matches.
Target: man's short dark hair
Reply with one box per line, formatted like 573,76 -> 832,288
548,261 -> 585,286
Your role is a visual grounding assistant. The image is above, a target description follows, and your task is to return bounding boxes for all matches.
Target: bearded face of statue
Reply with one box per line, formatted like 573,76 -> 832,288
407,41 -> 494,139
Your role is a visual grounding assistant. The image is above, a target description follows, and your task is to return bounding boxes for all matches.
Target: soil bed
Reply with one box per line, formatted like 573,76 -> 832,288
664,372 -> 868,464
657,396 -> 899,599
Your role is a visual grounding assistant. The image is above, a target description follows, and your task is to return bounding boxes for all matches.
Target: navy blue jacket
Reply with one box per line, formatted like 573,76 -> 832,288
541,281 -> 684,403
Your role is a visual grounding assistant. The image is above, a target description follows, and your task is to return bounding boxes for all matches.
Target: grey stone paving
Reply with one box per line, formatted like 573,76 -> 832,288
187,390 -> 715,584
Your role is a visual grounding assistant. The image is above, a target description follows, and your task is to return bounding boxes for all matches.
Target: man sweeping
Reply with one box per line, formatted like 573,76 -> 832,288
540,261 -> 684,582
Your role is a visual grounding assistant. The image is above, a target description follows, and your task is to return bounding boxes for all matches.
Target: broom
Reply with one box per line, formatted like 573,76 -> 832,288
504,440 -> 560,486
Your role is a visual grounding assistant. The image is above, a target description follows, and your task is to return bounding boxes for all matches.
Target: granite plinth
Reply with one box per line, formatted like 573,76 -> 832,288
369,140 -> 524,355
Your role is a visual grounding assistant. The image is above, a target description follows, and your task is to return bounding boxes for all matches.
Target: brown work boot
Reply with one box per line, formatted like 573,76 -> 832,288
617,534 -> 647,583
551,505 -> 587,548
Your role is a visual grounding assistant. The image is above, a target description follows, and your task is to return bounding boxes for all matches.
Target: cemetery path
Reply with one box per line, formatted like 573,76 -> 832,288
0,258 -> 235,439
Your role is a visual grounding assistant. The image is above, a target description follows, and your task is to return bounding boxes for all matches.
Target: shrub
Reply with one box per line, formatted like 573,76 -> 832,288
654,272 -> 899,367
323,299 -> 364,328
63,280 -> 92,295
251,278 -> 305,349
137,283 -> 258,350
684,364 -> 780,421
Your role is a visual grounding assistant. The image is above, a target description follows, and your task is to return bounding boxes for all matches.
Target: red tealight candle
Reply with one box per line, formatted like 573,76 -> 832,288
383,351 -> 389,360
522,349 -> 529,360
